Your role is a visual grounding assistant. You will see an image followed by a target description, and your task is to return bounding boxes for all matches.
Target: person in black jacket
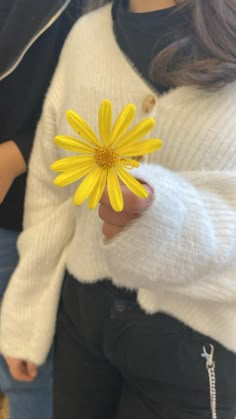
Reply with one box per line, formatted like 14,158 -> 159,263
0,1 -> 84,417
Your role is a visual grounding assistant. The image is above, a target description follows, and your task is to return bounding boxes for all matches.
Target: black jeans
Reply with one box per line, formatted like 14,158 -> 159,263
53,272 -> 236,419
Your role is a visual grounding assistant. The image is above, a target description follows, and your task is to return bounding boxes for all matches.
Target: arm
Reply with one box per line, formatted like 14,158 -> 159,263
0,140 -> 26,203
100,163 -> 236,302
13,124 -> 39,165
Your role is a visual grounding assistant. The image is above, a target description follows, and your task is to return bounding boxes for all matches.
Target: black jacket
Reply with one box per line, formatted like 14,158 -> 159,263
0,0 -> 83,231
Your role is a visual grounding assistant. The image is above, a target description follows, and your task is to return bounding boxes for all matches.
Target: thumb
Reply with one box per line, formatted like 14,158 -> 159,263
26,362 -> 38,378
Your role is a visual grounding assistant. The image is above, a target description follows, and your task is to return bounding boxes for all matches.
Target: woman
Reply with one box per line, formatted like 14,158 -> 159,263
1,0 -> 236,418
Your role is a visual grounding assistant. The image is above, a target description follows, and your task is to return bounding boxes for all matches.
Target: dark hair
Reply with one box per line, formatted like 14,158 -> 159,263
151,0 -> 236,89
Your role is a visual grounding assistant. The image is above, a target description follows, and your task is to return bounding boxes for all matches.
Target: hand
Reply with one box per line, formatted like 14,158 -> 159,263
4,356 -> 38,382
99,183 -> 153,239
0,141 -> 27,203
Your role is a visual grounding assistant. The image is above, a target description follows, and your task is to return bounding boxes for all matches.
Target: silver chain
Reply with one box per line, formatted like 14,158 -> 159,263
201,344 -> 217,419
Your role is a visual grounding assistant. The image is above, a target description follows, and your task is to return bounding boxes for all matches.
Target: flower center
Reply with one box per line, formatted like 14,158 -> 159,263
95,146 -> 117,168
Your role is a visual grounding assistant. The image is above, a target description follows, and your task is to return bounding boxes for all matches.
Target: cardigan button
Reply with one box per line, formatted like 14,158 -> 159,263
142,94 -> 157,113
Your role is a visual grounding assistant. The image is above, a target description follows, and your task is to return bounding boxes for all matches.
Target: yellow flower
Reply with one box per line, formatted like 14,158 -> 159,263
51,99 -> 162,212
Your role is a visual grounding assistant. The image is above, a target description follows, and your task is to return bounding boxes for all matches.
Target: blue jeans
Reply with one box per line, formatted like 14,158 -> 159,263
0,228 -> 52,419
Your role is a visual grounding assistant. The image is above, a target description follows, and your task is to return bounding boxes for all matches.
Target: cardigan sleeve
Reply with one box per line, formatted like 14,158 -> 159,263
102,163 -> 236,303
0,55 -> 75,366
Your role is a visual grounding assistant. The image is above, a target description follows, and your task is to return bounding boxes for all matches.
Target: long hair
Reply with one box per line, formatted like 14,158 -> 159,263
150,0 -> 236,89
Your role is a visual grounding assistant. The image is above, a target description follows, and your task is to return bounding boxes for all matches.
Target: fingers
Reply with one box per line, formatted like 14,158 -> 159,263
99,183 -> 153,239
100,183 -> 153,214
5,357 -> 38,382
99,204 -> 140,227
27,362 -> 38,379
102,223 -> 123,239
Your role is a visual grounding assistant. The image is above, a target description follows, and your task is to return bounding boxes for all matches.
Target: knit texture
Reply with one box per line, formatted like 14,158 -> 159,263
1,4 -> 236,364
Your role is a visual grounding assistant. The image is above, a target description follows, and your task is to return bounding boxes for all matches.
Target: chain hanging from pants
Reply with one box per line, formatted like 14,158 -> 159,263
201,344 -> 217,419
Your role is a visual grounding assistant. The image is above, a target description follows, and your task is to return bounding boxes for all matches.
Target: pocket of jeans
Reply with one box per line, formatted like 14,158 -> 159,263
109,304 -> 190,381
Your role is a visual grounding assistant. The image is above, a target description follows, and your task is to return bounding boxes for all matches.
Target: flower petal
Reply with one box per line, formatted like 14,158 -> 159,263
109,104 -> 136,146
51,155 -> 95,172
98,100 -> 112,145
54,135 -> 95,153
119,158 -> 140,169
66,110 -> 100,146
114,118 -> 156,149
107,168 -> 124,212
88,168 -> 107,209
117,138 -> 162,156
73,167 -> 102,205
117,167 -> 148,199
53,162 -> 95,187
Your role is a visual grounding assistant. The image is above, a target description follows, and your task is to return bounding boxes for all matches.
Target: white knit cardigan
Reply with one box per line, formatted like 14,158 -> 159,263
1,4 -> 236,364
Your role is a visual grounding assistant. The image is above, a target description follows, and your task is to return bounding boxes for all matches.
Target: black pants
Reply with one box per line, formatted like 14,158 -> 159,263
53,272 -> 236,419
